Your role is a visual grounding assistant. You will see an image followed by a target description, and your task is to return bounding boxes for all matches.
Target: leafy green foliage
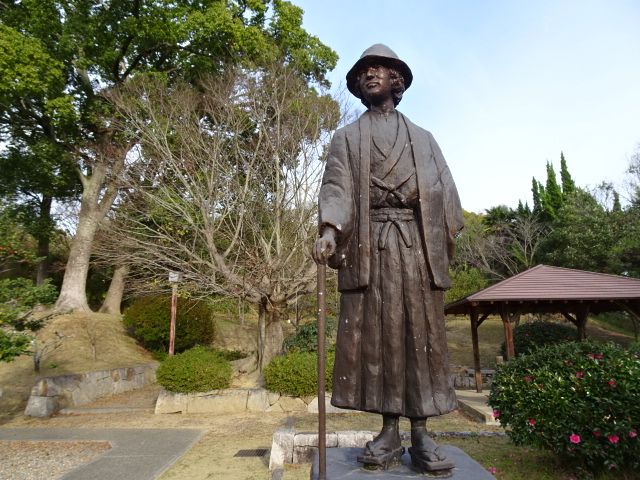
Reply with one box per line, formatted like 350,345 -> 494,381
156,346 -> 232,393
500,320 -> 578,357
541,189 -> 624,273
0,277 -> 56,362
123,296 -> 215,354
283,318 -> 336,353
489,341 -> 640,473
445,267 -> 488,303
264,350 -> 334,397
0,330 -> 31,362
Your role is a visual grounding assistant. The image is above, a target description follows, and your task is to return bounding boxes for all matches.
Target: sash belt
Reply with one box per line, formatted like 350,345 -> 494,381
370,208 -> 415,250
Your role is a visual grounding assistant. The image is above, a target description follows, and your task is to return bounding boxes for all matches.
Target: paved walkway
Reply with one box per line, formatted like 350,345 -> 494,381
0,428 -> 203,480
455,390 -> 499,426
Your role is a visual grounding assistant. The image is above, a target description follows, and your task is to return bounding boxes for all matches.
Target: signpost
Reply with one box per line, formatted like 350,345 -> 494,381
168,271 -> 183,356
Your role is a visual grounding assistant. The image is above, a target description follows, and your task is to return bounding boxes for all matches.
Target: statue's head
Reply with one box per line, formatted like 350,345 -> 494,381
347,44 -> 413,109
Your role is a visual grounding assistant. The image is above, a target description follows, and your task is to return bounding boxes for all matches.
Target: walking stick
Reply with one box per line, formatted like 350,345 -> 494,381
316,262 -> 327,479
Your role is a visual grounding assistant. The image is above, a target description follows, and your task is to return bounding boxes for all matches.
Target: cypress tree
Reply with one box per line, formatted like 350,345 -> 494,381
560,152 -> 576,197
544,161 -> 563,220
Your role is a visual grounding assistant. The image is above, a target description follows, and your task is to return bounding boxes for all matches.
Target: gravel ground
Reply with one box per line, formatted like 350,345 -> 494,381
0,440 -> 111,480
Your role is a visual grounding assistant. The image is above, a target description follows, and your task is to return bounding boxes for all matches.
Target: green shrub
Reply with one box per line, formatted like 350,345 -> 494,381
283,318 -> 336,353
0,330 -> 31,362
123,296 -> 214,353
264,351 -> 334,397
501,320 -> 578,357
489,341 -> 640,473
156,346 -> 232,393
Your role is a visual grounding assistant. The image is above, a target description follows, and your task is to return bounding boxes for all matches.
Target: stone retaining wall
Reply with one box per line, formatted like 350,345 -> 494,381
155,388 -> 351,415
24,364 -> 158,417
450,367 -> 495,389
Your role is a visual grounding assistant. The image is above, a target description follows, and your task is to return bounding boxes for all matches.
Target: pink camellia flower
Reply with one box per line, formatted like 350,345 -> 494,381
608,379 -> 617,388
575,371 -> 584,379
529,418 -> 536,426
629,429 -> 637,438
608,434 -> 619,444
492,409 -> 501,419
487,466 -> 497,474
593,430 -> 602,438
569,433 -> 581,444
595,353 -> 603,360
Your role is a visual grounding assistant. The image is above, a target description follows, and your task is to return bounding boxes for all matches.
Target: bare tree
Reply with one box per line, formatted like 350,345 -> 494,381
456,212 -> 548,280
100,66 -> 341,370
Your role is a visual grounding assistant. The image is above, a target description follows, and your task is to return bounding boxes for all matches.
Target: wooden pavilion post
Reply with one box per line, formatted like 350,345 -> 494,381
470,309 -> 483,393
500,305 -> 515,360
576,305 -> 590,341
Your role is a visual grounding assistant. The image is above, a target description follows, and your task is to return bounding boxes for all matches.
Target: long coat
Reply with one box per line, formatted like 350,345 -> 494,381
318,112 -> 464,417
319,112 -> 463,291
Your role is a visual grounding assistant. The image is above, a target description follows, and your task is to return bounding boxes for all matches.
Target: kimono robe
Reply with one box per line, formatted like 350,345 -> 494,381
318,110 -> 464,418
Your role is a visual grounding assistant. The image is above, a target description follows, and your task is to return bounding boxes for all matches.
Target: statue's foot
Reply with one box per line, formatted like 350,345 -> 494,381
409,428 -> 454,474
357,423 -> 403,470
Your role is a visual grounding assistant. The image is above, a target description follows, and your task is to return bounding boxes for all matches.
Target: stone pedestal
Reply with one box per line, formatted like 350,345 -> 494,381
310,446 -> 496,479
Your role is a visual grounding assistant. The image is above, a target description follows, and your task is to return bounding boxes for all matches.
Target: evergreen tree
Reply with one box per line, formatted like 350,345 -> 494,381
532,178 -> 543,215
560,152 -> 576,197
543,161 -> 563,220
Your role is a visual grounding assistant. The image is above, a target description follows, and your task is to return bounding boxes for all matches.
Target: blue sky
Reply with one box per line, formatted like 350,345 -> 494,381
295,0 -> 640,213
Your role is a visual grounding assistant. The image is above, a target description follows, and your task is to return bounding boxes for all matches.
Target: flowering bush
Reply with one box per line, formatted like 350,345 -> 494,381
489,341 -> 640,473
500,320 -> 578,357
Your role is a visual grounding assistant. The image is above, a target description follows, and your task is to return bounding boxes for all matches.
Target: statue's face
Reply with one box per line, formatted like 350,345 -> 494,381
357,64 -> 393,106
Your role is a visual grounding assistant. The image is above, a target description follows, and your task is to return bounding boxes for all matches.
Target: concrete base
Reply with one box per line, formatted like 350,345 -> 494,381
455,390 -> 499,426
310,447 -> 495,479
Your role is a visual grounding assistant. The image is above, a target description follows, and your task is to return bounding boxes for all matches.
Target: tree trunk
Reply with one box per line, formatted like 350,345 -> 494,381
257,299 -> 285,372
99,265 -> 128,314
35,196 -> 53,285
55,162 -> 117,313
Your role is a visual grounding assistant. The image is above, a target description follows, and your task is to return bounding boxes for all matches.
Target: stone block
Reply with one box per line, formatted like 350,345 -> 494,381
266,402 -> 284,412
293,432 -> 338,448
307,394 -> 352,414
186,389 -> 248,414
31,378 -> 60,397
269,429 -> 294,470
336,431 -> 373,448
247,388 -> 269,412
267,392 -> 281,405
25,396 -> 59,417
155,389 -> 188,414
278,395 -> 307,412
293,445 -> 316,463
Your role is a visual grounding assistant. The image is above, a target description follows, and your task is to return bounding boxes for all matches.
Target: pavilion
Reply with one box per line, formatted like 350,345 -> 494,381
444,264 -> 640,392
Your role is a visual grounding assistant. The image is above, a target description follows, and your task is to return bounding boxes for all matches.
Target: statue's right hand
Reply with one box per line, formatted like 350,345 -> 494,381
312,228 -> 337,265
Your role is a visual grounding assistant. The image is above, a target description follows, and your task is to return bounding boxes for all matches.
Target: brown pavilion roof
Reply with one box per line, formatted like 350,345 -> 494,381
445,265 -> 640,315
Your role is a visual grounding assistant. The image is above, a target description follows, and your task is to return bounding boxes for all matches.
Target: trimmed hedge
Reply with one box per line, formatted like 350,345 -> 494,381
489,341 -> 640,473
156,346 -> 232,393
264,351 -> 334,397
501,320 -> 578,357
123,296 -> 214,354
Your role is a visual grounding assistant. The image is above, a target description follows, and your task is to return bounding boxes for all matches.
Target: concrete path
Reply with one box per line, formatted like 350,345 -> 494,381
0,427 -> 203,480
455,390 -> 499,426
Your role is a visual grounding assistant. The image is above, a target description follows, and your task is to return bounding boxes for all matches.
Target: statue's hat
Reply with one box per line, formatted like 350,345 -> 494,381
346,44 -> 413,98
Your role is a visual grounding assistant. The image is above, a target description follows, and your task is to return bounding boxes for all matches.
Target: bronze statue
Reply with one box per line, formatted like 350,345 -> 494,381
312,44 -> 464,474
